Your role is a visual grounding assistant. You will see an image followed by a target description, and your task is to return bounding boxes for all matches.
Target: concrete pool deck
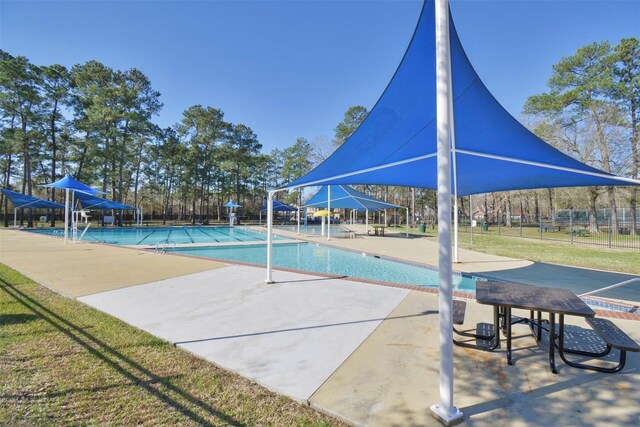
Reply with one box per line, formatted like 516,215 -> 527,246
1,227 -> 639,426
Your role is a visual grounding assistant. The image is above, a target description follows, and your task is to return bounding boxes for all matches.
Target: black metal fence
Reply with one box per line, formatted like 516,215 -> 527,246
461,217 -> 640,251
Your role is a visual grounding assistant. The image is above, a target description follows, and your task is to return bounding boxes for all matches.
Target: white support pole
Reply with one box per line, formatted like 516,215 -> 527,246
71,191 -> 75,239
448,17 -> 459,264
453,197 -> 459,262
366,209 -> 369,231
266,191 -> 274,283
297,207 -> 300,234
406,207 -> 410,237
431,0 -> 463,425
13,208 -> 17,228
64,188 -> 69,244
469,195 -> 474,245
327,185 -> 331,240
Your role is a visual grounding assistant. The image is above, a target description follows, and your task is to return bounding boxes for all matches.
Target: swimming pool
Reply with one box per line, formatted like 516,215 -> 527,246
165,242 -> 481,292
29,226 -> 283,246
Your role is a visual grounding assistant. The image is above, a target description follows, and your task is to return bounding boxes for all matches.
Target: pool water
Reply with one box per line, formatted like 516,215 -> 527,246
166,242 -> 481,292
29,226 -> 281,246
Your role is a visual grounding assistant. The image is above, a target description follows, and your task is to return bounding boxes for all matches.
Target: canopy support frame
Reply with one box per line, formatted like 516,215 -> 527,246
430,0 -> 463,424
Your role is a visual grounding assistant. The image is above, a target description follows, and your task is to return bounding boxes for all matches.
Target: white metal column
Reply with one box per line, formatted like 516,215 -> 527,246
431,0 -> 463,424
327,185 -> 331,240
405,207 -> 409,237
365,209 -> 369,232
266,191 -> 274,283
63,188 -> 69,244
450,51 -> 459,263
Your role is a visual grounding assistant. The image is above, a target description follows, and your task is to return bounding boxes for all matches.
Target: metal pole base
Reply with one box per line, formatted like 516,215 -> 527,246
265,280 -> 275,284
430,404 -> 463,426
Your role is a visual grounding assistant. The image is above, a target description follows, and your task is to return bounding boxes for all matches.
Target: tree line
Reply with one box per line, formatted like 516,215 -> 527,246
0,50 -> 314,227
1,38 -> 638,233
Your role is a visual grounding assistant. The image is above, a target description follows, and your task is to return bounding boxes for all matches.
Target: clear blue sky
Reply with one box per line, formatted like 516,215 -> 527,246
1,0 -> 638,153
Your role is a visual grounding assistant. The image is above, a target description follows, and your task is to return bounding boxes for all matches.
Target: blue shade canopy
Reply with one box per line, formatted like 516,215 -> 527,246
1,188 -> 65,209
304,185 -> 402,210
39,175 -> 106,195
224,200 -> 241,208
283,0 -> 639,195
75,192 -> 137,211
261,200 -> 297,212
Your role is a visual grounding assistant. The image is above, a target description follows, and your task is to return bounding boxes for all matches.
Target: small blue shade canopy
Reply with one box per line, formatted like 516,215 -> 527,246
304,185 -> 401,210
282,0 -> 639,195
75,192 -> 137,211
261,200 -> 297,212
1,188 -> 65,209
224,200 -> 241,208
39,175 -> 105,195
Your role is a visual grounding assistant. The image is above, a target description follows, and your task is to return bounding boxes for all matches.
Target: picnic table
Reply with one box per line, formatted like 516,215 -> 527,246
475,281 -> 595,374
372,225 -> 386,236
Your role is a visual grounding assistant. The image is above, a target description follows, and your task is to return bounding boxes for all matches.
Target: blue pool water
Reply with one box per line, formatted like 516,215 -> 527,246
166,243 -> 481,292
29,226 -> 281,246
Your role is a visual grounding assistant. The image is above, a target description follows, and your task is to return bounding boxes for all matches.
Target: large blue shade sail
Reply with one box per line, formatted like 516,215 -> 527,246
304,185 -> 402,210
39,175 -> 105,195
1,188 -> 65,209
75,192 -> 136,211
261,200 -> 297,212
283,0 -> 639,195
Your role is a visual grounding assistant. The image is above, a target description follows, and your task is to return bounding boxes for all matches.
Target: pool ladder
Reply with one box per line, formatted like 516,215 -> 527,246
154,240 -> 176,254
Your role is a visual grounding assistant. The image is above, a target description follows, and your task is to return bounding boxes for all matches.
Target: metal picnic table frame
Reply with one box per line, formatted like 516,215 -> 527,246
474,281 -> 596,374
372,225 -> 386,236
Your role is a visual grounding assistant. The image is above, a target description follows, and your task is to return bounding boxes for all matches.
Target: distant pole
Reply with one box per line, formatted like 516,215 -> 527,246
64,188 -> 69,244
405,207 -> 409,237
469,195 -> 473,245
266,191 -> 274,283
570,209 -> 573,245
431,0 -> 463,425
327,185 -> 331,240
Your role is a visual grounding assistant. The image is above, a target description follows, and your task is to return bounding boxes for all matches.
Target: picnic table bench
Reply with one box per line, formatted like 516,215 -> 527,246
558,317 -> 640,373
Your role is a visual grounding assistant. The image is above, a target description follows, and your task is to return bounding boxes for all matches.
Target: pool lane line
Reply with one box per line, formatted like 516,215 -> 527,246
210,227 -> 244,242
194,227 -> 220,243
182,227 -> 195,243
136,229 -> 157,245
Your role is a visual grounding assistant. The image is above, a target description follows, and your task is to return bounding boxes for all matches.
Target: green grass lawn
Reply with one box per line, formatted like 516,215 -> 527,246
0,264 -> 345,426
408,227 -> 640,275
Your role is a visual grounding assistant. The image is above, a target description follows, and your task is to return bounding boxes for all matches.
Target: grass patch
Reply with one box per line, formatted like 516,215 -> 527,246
0,264 -> 345,426
409,228 -> 639,275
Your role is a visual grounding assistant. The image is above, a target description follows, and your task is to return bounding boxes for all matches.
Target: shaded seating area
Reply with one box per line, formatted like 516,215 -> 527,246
453,281 -> 639,374
260,200 -> 297,225
303,185 -> 409,238
75,192 -> 138,226
1,188 -> 65,227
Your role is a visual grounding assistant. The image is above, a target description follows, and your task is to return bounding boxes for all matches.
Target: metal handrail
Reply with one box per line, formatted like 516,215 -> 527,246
154,240 -> 176,254
579,277 -> 640,298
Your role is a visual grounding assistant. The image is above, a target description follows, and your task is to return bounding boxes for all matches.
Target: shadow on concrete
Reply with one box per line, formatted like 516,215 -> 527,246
174,310 -> 439,346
